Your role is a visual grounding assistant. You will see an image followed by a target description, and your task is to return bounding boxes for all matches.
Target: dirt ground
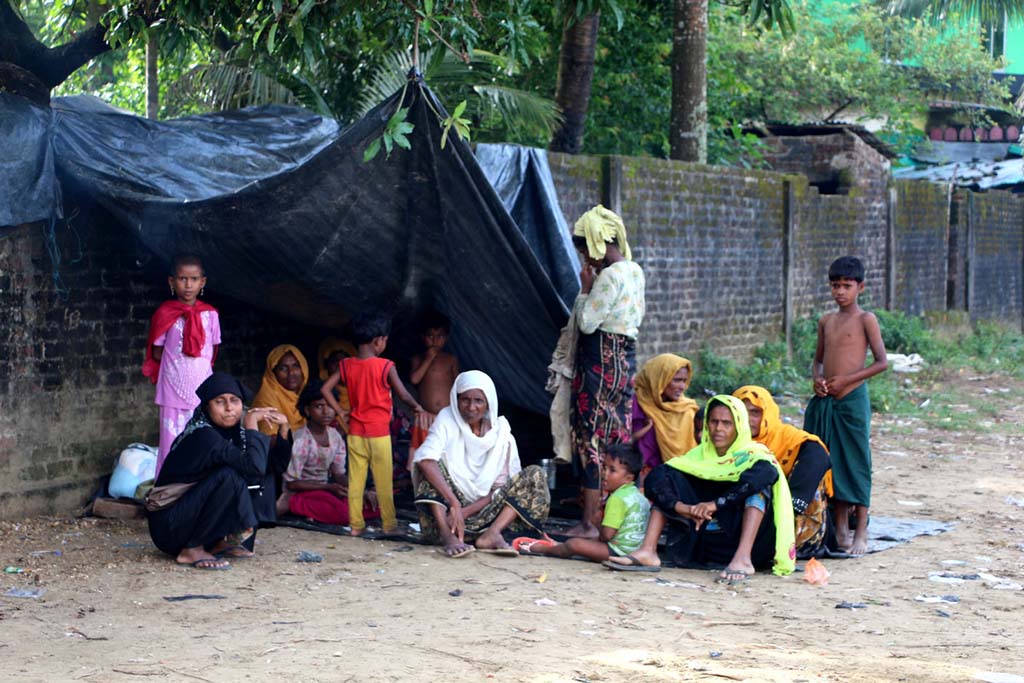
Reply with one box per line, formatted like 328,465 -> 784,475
1,372 -> 1023,683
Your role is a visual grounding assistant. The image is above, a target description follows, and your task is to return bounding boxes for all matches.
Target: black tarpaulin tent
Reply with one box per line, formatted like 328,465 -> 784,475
1,78 -> 569,414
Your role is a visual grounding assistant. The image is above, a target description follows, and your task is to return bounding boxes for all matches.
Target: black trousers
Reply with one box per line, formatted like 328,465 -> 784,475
645,464 -> 777,570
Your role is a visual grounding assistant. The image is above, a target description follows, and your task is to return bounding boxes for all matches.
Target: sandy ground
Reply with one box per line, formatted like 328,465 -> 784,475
1,372 -> 1023,683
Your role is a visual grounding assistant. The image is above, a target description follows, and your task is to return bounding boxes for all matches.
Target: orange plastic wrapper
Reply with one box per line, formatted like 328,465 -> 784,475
803,557 -> 830,586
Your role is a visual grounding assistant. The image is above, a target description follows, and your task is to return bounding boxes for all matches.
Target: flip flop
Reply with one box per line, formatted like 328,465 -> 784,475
511,537 -> 556,555
477,547 -> 519,557
716,569 -> 752,585
440,545 -> 476,559
602,554 -> 661,573
187,558 -> 231,571
215,546 -> 253,560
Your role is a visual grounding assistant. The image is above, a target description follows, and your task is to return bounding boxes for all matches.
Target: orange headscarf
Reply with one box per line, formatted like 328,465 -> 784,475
317,337 -> 356,411
634,354 -> 698,462
733,385 -> 832,497
252,344 -> 309,435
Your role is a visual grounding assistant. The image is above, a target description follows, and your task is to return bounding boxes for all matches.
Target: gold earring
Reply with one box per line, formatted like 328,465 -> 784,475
170,285 -> 176,296
200,287 -> 205,297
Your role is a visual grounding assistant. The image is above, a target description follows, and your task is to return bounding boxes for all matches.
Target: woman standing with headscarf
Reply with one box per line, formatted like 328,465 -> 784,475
566,205 -> 646,538
145,372 -> 288,570
414,371 -> 551,557
632,354 -> 699,471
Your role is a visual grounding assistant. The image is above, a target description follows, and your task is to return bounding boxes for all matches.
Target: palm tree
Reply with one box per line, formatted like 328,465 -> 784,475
878,0 -> 1024,24
356,47 -> 561,143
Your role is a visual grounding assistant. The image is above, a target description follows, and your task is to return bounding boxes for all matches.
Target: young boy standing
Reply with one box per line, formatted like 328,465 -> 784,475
408,312 -> 459,467
803,256 -> 888,556
321,312 -> 425,536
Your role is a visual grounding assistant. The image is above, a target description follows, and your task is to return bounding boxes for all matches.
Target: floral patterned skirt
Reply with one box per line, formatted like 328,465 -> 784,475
415,463 -> 551,542
570,331 -> 636,487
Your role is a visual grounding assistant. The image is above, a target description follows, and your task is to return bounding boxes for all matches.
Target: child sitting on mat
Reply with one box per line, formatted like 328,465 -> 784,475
282,382 -> 380,526
519,444 -> 650,565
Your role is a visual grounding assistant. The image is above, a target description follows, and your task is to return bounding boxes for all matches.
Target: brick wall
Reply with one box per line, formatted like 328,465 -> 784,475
619,158 -> 787,362
786,134 -> 891,318
969,191 -> 1024,328
892,180 -> 949,316
0,214 -> 326,519
547,152 -> 603,230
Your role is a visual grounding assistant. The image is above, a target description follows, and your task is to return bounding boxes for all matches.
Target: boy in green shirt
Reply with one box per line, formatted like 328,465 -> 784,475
527,444 -> 651,564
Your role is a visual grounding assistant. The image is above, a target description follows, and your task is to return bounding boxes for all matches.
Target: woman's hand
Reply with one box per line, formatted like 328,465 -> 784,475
365,489 -> 379,510
579,263 -> 596,294
328,482 -> 347,499
446,501 -> 465,541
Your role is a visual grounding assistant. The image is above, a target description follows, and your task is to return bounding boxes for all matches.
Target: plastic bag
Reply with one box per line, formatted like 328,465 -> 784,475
108,444 -> 157,499
803,557 -> 831,586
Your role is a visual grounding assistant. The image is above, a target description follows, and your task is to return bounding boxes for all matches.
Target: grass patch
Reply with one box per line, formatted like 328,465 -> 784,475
687,311 -> 1024,430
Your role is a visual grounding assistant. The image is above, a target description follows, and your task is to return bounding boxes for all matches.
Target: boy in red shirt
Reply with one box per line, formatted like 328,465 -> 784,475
322,311 -> 425,536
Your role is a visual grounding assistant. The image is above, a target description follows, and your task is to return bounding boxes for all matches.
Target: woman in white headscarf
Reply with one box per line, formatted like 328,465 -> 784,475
414,371 -> 551,557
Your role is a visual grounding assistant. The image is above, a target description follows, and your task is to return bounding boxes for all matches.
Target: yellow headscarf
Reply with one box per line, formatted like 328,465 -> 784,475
316,337 -> 355,411
573,205 -> 632,261
252,344 -> 309,436
733,385 -> 832,497
317,337 -> 357,380
634,354 -> 698,462
668,395 -> 796,575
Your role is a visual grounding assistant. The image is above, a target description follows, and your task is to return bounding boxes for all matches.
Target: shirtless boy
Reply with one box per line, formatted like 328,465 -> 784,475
408,312 -> 459,466
804,256 -> 888,556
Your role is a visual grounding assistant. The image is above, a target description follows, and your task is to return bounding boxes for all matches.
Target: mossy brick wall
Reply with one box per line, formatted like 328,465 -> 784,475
619,157 -> 787,362
948,191 -> 970,310
969,191 -> 1024,328
892,180 -> 949,316
0,216 -> 325,519
547,152 -> 603,230
786,134 -> 891,318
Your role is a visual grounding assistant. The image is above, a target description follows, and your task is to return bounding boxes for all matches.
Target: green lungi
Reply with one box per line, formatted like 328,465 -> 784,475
803,382 -> 872,507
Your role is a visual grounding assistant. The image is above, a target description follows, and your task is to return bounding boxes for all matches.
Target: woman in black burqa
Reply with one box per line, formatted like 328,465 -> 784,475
146,371 -> 289,569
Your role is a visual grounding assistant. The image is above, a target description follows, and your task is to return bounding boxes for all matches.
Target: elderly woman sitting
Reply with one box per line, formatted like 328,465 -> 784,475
607,395 -> 795,582
146,372 -> 288,570
413,371 -> 551,557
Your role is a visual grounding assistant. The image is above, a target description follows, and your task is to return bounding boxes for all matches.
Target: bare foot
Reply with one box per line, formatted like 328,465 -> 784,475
848,531 -> 868,556
607,548 -> 661,568
442,539 -> 475,558
474,529 -> 512,551
564,521 -> 600,539
350,527 -> 365,537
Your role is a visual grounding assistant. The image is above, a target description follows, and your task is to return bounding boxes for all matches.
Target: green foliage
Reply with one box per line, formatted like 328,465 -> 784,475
709,1 -> 1011,142
440,100 -> 471,148
874,310 -> 937,356
363,106 -> 414,161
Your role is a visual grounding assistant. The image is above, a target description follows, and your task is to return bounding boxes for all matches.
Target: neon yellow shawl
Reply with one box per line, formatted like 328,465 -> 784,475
573,205 -> 632,261
667,395 -> 796,575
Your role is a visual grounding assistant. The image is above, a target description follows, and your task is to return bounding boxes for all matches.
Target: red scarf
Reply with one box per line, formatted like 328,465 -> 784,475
142,300 -> 218,384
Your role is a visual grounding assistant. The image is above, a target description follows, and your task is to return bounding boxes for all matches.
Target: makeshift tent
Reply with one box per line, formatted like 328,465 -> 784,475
0,78 -> 570,414
475,144 -> 580,307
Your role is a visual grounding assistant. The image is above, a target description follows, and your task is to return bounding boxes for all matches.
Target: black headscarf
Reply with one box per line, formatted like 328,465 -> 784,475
195,371 -> 254,404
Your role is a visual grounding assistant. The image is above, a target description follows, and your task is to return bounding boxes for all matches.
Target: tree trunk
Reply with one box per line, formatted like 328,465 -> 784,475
670,0 -> 707,163
549,8 -> 600,155
145,33 -> 158,120
0,0 -> 111,99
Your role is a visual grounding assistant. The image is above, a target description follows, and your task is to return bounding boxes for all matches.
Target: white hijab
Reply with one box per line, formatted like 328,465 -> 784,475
415,370 -> 521,500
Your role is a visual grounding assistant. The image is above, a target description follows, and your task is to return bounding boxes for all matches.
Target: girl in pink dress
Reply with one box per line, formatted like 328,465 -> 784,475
142,255 -> 221,476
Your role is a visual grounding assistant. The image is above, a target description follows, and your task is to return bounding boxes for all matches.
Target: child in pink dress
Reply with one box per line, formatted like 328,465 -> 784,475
142,254 -> 221,476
